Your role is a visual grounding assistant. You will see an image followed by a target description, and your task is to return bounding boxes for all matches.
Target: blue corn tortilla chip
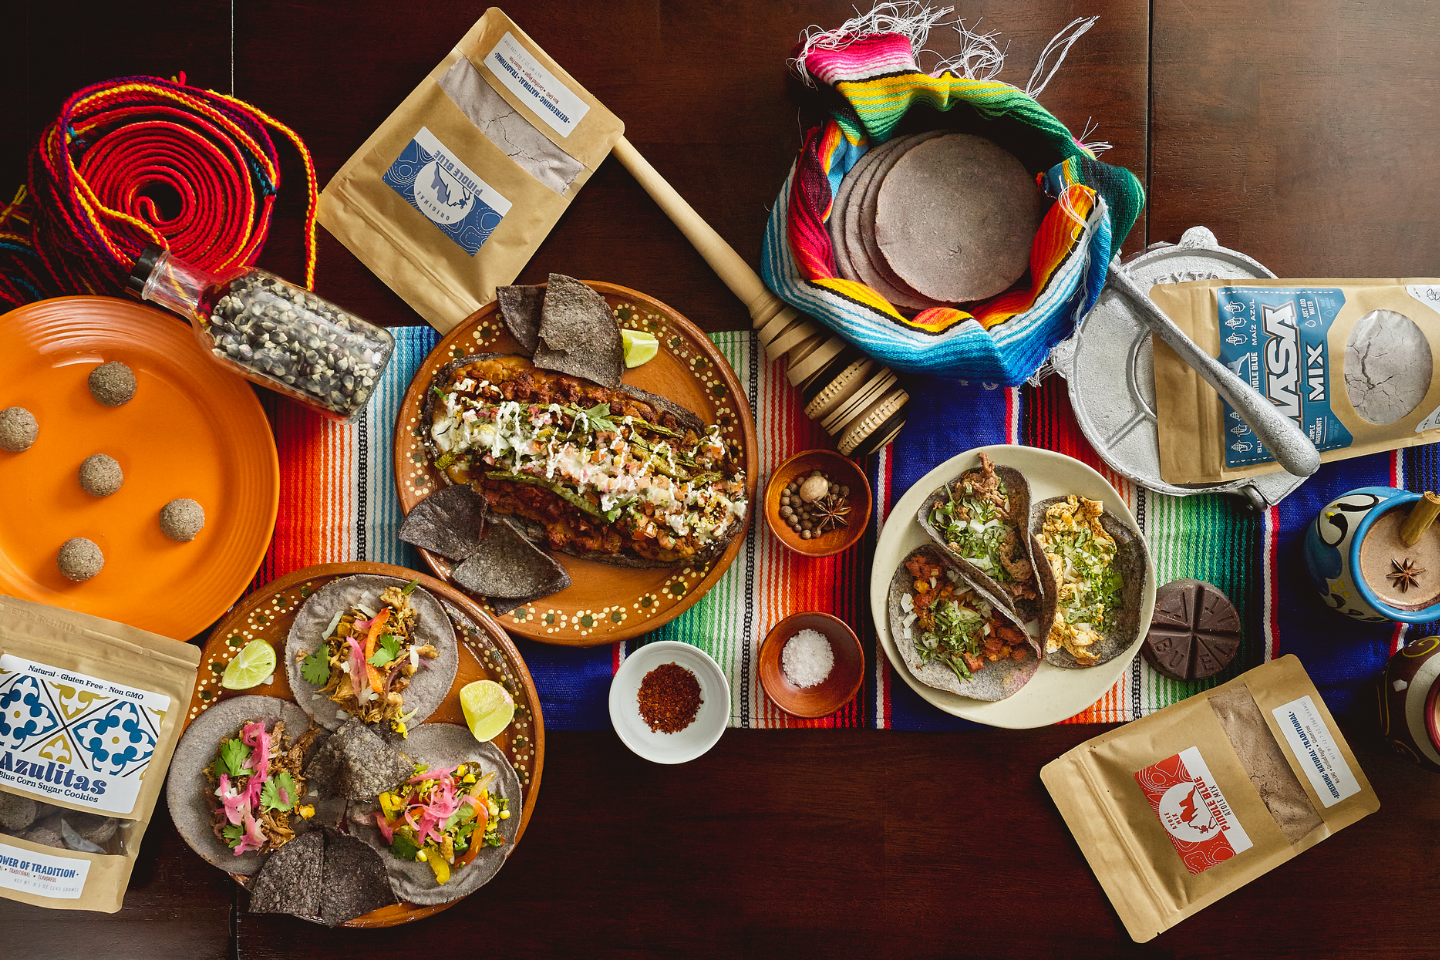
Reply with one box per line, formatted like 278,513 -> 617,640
497,284 -> 544,354
320,833 -> 398,926
532,274 -> 623,388
304,720 -> 414,802
451,515 -> 571,612
248,829 -> 324,919
399,484 -> 490,561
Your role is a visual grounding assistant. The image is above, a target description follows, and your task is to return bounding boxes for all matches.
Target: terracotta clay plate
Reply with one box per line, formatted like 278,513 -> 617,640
394,282 -> 758,646
181,562 -> 544,927
0,296 -> 278,639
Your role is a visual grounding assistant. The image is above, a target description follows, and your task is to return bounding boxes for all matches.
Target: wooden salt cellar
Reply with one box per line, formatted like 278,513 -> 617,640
1400,491 -> 1440,546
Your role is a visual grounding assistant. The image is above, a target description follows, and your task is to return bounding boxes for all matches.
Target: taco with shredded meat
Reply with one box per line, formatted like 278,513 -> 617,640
887,545 -> 1042,701
286,575 -> 458,737
917,452 -> 1044,620
166,696 -> 323,876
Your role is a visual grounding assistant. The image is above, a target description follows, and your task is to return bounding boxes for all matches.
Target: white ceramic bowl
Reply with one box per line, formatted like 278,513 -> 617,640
609,641 -> 729,763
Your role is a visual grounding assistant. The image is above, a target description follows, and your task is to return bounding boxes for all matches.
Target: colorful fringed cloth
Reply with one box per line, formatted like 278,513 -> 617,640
252,326 -> 868,731
761,32 -> 1145,384
253,326 -> 1412,729
0,74 -> 318,308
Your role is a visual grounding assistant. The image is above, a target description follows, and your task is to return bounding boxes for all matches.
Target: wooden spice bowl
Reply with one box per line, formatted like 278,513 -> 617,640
758,612 -> 865,719
764,449 -> 873,557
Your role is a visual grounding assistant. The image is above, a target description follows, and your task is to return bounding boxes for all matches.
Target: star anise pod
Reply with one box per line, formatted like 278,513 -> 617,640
1387,557 -> 1424,593
814,494 -> 851,532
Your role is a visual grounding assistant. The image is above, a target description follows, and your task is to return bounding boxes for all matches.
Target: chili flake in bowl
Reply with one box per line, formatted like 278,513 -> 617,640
608,640 -> 728,763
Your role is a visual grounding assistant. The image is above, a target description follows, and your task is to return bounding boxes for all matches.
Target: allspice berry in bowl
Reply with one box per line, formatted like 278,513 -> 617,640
764,449 -> 872,557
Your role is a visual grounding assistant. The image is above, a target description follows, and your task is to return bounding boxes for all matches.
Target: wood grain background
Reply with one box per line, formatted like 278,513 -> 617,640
2,1 -> 1438,957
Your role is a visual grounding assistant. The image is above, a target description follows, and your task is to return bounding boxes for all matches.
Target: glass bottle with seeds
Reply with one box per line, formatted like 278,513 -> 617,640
128,245 -> 394,421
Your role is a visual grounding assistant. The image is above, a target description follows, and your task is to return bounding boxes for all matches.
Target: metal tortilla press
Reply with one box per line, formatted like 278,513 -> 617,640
1050,226 -> 1320,509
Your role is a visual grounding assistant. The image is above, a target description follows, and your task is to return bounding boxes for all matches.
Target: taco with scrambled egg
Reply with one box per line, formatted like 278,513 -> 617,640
887,544 -> 1042,701
1030,495 -> 1148,668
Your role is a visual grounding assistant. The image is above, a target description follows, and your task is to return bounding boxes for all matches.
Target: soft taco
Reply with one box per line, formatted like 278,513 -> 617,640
166,696 -> 323,876
1030,495 -> 1149,668
887,545 -> 1042,701
286,575 -> 458,736
916,452 -> 1044,620
349,723 -> 522,906
421,352 -> 748,569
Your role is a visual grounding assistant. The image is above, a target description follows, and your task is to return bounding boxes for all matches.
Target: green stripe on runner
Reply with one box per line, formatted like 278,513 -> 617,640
1142,491 -> 1261,712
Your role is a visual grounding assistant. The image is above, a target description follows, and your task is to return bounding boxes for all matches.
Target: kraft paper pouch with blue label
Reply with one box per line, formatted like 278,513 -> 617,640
318,8 -> 624,332
0,596 -> 199,913
1151,278 -> 1440,484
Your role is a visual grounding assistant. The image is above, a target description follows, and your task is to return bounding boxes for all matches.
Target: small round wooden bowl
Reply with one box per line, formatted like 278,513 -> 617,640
758,612 -> 865,719
764,449 -> 872,557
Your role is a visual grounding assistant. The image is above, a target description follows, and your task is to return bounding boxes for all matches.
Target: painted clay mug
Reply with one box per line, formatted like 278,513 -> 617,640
1303,486 -> 1440,622
1378,636 -> 1440,772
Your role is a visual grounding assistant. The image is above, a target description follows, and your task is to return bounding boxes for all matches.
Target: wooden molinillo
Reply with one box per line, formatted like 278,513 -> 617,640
613,138 -> 908,457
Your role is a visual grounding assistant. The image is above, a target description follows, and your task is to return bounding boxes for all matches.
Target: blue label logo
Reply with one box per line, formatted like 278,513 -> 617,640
382,127 -> 509,257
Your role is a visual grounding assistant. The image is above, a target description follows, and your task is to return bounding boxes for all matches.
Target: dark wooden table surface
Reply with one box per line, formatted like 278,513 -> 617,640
4,2 -> 1439,957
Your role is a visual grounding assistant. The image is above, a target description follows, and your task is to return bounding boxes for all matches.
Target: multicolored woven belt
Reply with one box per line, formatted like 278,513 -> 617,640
1,73 -> 318,307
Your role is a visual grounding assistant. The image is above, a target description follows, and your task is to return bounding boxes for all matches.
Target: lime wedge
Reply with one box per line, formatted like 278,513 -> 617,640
460,679 -> 515,742
621,329 -> 660,369
221,640 -> 277,690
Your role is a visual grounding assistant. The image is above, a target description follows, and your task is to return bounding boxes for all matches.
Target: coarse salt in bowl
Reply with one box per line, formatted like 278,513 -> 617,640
609,640 -> 729,764
758,613 -> 865,719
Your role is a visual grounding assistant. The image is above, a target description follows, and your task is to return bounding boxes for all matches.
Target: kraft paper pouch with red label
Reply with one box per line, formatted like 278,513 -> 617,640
0,596 -> 199,913
1041,656 -> 1378,942
1151,278 -> 1440,484
318,8 -> 624,332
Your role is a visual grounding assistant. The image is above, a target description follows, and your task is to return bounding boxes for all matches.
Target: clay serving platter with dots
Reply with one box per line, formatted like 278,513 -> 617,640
394,281 -> 758,647
182,562 -> 544,929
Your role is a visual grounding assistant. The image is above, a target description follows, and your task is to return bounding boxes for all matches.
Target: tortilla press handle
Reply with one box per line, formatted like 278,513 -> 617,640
1106,258 -> 1321,478
612,137 -> 908,455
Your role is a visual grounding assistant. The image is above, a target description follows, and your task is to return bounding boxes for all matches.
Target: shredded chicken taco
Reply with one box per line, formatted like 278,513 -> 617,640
917,452 -> 1044,618
286,576 -> 458,736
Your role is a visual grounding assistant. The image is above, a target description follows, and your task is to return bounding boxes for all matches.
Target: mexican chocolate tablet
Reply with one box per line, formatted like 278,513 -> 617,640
874,134 -> 1041,303
1143,578 -> 1242,681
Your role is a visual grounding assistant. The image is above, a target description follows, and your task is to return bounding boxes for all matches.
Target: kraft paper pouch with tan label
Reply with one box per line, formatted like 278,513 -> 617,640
1041,656 -> 1378,943
1152,278 -> 1440,484
318,7 -> 624,331
0,596 -> 199,913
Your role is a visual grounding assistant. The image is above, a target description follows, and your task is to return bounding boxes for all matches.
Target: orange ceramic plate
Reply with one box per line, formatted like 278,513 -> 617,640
395,282 -> 757,646
0,297 -> 279,639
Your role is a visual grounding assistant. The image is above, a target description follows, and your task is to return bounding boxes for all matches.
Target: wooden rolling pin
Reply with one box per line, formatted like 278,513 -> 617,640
612,136 -> 909,456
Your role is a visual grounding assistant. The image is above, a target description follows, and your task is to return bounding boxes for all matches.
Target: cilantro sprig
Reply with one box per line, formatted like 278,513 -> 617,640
260,771 -> 297,813
367,633 -> 404,669
213,738 -> 251,780
300,646 -> 332,686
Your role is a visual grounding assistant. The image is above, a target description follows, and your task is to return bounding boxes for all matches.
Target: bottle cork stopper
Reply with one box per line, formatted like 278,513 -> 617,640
1399,491 -> 1440,546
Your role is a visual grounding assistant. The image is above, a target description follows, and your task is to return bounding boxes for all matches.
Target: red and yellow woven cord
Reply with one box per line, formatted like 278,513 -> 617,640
2,72 -> 317,307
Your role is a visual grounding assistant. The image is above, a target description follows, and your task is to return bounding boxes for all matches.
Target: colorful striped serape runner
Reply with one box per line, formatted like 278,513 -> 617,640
867,375 -> 1418,729
248,326 -> 1417,731
249,325 -> 866,731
